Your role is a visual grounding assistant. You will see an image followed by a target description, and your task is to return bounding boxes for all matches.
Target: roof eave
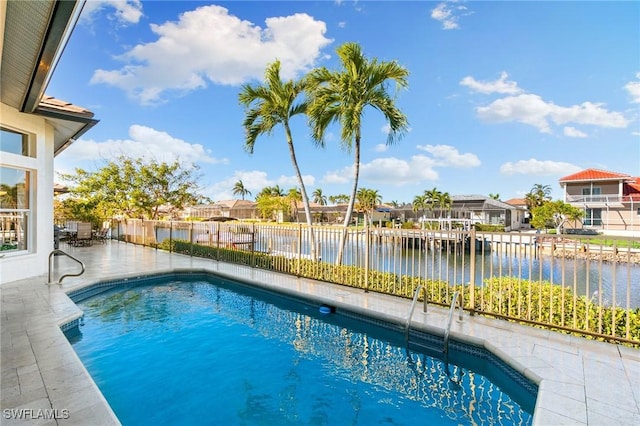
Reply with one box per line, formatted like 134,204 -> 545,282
21,1 -> 85,113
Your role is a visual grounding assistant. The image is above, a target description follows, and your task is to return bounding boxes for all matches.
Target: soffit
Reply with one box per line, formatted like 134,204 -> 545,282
1,0 -> 55,111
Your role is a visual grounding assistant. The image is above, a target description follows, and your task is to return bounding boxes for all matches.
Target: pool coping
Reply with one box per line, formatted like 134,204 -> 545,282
2,243 -> 639,425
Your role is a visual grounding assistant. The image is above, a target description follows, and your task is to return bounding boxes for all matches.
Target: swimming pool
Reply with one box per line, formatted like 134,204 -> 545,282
66,273 -> 537,425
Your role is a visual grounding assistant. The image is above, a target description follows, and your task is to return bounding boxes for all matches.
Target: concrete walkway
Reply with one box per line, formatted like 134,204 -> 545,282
1,241 -> 639,425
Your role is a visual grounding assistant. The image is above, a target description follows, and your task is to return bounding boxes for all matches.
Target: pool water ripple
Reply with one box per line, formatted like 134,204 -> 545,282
66,277 -> 534,425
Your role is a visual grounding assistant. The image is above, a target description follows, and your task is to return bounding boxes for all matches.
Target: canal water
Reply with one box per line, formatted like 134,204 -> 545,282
138,226 -> 640,308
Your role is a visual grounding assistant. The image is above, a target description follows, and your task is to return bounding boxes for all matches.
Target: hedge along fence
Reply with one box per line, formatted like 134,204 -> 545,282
159,239 -> 639,346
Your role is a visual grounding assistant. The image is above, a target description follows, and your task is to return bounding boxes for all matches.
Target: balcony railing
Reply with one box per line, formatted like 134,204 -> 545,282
565,194 -> 625,205
108,219 -> 639,346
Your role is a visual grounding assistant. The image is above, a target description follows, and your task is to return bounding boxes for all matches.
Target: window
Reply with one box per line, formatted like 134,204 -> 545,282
584,208 -> 602,226
1,168 -> 31,253
0,127 -> 34,157
637,208 -> 640,216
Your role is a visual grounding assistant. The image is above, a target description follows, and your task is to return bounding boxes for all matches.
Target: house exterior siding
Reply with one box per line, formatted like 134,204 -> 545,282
560,169 -> 640,235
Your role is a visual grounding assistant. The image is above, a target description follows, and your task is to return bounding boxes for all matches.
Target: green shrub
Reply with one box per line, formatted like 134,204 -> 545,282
474,224 -> 505,232
156,239 -> 639,346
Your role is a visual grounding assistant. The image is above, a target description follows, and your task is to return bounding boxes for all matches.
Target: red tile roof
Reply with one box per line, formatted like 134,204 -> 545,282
39,95 -> 95,118
504,198 -> 527,206
559,168 -> 632,182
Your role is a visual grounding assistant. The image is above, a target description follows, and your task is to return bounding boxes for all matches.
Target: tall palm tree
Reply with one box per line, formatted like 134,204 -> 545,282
232,180 -> 252,200
306,42 -> 409,263
239,60 -> 316,255
312,188 -> 327,206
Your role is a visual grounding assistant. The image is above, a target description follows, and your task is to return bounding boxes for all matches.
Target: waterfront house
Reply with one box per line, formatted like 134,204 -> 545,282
1,0 -> 97,284
559,168 -> 640,234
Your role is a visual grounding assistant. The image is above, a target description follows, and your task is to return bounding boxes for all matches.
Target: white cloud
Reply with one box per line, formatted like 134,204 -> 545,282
81,0 -> 143,24
374,144 -> 388,153
323,155 -> 439,186
338,21 -> 347,28
431,2 -> 470,30
416,144 -> 481,167
477,94 -> 628,133
381,123 -> 391,134
460,72 -> 523,95
56,124 -> 226,171
563,126 -> 588,138
624,72 -> 640,103
499,159 -> 581,176
91,5 -> 332,104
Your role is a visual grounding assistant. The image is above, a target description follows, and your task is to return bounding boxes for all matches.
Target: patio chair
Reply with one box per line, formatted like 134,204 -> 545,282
73,222 -> 93,246
94,227 -> 109,244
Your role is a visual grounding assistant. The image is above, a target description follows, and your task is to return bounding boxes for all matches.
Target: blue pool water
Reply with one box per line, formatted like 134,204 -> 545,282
66,274 -> 536,425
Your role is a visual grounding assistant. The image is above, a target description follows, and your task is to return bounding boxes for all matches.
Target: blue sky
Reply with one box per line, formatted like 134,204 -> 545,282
51,0 -> 640,203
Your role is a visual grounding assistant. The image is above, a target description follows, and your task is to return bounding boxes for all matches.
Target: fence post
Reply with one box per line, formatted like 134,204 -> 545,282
216,224 -> 220,261
364,222 -> 370,292
251,223 -> 256,267
297,223 -> 302,276
169,221 -> 173,253
189,221 -> 194,257
142,218 -> 145,246
469,227 -> 476,314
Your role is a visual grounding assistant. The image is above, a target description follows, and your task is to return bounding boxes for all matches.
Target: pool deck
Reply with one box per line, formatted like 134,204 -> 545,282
1,241 -> 639,425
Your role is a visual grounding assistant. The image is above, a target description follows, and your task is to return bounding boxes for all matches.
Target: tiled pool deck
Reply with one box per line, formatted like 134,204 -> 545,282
1,241 -> 639,425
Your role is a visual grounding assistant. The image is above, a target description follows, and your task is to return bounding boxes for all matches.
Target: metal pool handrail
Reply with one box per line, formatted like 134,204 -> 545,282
443,291 -> 463,356
405,284 -> 427,341
48,249 -> 85,284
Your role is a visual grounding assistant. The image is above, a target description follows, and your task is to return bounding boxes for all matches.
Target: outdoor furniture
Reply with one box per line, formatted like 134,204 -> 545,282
70,222 -> 93,246
93,227 -> 109,244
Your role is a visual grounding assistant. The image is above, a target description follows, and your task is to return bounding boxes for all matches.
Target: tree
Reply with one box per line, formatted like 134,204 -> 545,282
328,194 -> 350,205
287,187 -> 302,221
306,42 -> 409,263
255,193 -> 288,221
412,194 -> 427,221
239,60 -> 316,253
530,200 -> 583,233
312,188 -> 327,206
424,187 -> 441,215
355,188 -> 381,226
258,185 -> 285,198
525,184 -> 552,210
436,191 -> 452,219
232,180 -> 252,200
489,193 -> 500,200
59,156 -> 204,220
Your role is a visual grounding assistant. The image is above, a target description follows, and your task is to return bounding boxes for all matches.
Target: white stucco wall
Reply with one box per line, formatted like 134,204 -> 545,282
0,103 -> 55,284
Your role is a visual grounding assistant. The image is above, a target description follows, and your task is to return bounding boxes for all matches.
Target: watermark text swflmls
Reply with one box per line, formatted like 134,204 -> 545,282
2,408 -> 70,420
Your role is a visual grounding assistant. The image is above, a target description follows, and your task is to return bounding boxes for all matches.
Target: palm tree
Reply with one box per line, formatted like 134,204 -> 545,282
287,187 -> 302,222
436,191 -> 452,223
412,194 -> 427,222
329,194 -> 349,205
306,42 -> 409,263
355,188 -> 381,226
232,180 -> 251,200
312,188 -> 327,206
489,193 -> 500,200
239,60 -> 316,255
424,187 -> 441,217
525,184 -> 552,209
